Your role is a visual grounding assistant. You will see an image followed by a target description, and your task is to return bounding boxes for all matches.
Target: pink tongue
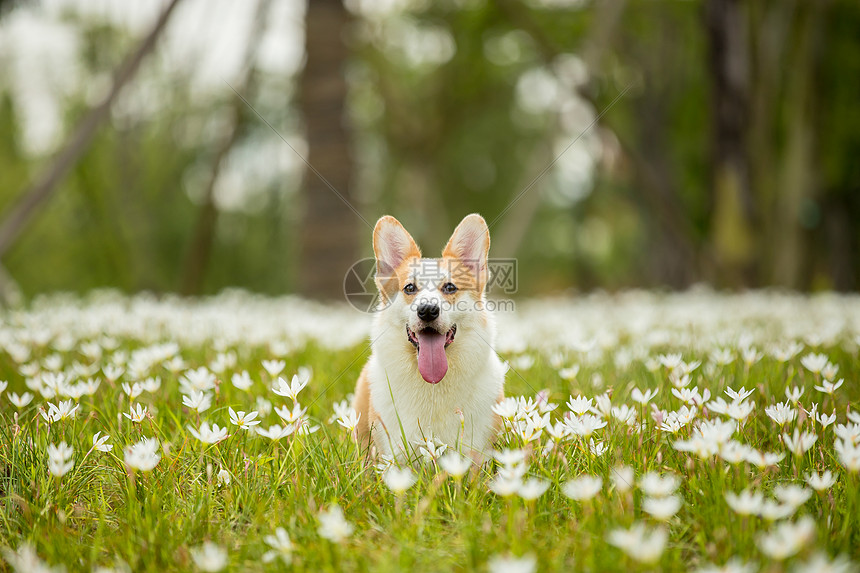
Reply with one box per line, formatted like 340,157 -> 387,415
416,330 -> 448,384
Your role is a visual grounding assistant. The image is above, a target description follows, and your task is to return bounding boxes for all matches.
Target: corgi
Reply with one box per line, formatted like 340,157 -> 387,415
352,214 -> 506,462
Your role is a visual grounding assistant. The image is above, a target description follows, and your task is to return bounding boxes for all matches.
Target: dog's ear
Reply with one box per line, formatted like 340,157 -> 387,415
442,213 -> 490,292
373,216 -> 421,298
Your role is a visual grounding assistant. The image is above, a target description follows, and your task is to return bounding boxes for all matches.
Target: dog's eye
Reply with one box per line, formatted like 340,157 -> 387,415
403,283 -> 417,295
441,282 -> 457,294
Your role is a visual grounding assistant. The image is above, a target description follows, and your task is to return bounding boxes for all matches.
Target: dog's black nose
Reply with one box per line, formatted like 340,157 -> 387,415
417,302 -> 440,322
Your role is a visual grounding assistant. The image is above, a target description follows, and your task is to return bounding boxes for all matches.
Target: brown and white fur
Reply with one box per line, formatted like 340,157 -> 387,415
352,214 -> 506,462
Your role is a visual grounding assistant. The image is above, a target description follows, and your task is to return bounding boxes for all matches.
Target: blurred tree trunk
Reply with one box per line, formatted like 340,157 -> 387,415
0,0 -> 183,263
704,0 -> 755,287
299,0 -> 358,300
180,0 -> 272,295
771,2 -> 818,288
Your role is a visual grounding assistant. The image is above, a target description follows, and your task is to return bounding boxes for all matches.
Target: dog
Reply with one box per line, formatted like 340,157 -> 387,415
352,214 -> 506,462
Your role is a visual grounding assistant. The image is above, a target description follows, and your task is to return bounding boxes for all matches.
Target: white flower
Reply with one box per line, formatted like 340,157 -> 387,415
47,442 -> 74,478
769,341 -> 803,362
593,393 -> 612,418
611,405 -> 637,426
835,423 -> 860,444
725,489 -> 763,516
814,378 -> 844,395
562,475 -> 602,501
566,395 -> 592,415
804,470 -> 837,491
209,351 -> 235,374
217,469 -> 231,486
124,437 -> 161,472
262,359 -> 286,376
611,465 -> 634,494
822,363 -> 840,381
228,407 -> 260,429
642,495 -> 682,521
607,523 -> 667,563
558,365 -> 580,381
494,449 -> 526,467
256,424 -> 295,441
726,400 -> 755,423
231,371 -> 253,391
182,391 -> 212,413
275,402 -> 307,425
724,386 -> 754,402
784,386 -> 804,404
179,367 -> 216,394
317,504 -> 353,543
122,403 -> 148,423
141,376 -> 161,393
545,420 -> 570,441
800,353 -> 828,374
262,527 -> 294,564
588,438 -> 607,456
492,397 -> 519,419
669,371 -> 692,388
190,542 -> 227,572
631,387 -> 658,405
487,554 -> 537,573
40,399 -> 79,423
271,374 -> 309,402
103,364 -> 124,382
740,347 -> 762,366
509,355 -> 535,370
707,397 -> 731,416
658,353 -> 683,370
817,412 -> 837,428
782,429 -> 817,456
672,386 -> 710,406
765,402 -> 797,426
720,441 -> 752,464
757,517 -> 815,560
256,396 -> 273,417
439,452 -> 472,478
566,413 -> 607,437
335,409 -> 361,433
489,475 -> 522,497
121,382 -> 143,399
835,438 -> 860,472
639,472 -> 679,498
188,422 -> 229,444
710,348 -> 735,365
383,467 -> 417,495
518,477 -> 550,500
745,449 -> 785,468
92,431 -> 112,452
295,419 -> 320,436
2,543 -> 64,573
8,391 -> 34,408
773,484 -> 812,508
760,500 -> 796,521
792,552 -> 855,573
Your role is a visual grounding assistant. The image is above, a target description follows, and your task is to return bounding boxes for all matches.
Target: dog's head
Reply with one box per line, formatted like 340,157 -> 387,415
373,214 -> 491,384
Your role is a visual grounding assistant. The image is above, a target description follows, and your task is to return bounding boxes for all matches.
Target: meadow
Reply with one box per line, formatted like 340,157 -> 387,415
0,289 -> 858,572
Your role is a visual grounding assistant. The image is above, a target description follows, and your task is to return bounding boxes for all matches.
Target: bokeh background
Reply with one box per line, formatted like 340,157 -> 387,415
0,0 -> 858,303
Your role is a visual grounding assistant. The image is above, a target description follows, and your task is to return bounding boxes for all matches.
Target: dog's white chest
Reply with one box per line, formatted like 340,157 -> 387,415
368,351 -> 503,459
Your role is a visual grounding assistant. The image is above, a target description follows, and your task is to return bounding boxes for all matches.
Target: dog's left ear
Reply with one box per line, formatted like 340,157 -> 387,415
443,213 -> 490,291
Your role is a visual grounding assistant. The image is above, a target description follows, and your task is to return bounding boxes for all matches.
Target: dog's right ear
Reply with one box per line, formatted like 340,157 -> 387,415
373,216 -> 421,299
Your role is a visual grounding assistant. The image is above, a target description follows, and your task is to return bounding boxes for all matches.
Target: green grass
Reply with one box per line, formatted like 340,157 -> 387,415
0,293 -> 858,572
